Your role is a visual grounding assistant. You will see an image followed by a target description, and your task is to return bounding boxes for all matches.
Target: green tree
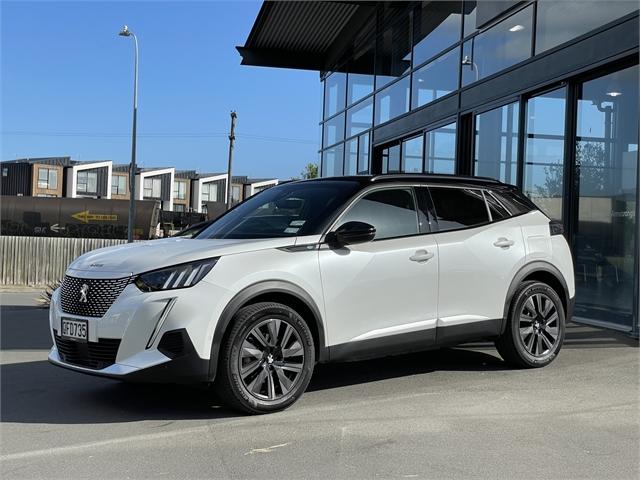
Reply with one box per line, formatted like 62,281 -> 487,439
535,141 -> 607,198
299,162 -> 318,179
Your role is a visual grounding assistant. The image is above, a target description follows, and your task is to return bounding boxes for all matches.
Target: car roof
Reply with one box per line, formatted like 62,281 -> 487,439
291,174 -> 507,190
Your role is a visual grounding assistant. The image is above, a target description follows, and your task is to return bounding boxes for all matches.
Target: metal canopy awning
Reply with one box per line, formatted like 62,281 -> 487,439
237,1 -> 363,71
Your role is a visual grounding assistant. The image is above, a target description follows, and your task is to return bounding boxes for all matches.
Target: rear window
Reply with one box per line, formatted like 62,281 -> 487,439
484,191 -> 510,220
429,187 -> 489,231
491,189 -> 535,216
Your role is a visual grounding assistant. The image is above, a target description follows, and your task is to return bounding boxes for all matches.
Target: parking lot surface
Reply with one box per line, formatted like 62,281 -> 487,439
1,291 -> 639,479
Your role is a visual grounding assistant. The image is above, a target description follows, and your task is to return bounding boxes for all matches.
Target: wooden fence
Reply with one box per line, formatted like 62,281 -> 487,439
0,236 -> 126,286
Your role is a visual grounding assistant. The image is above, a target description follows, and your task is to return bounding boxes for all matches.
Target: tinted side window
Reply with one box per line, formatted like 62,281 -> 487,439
429,187 -> 489,231
492,189 -> 535,216
484,190 -> 510,221
339,188 -> 419,240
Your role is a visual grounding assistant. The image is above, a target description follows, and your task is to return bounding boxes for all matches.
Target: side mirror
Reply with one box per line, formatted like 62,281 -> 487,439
329,221 -> 376,246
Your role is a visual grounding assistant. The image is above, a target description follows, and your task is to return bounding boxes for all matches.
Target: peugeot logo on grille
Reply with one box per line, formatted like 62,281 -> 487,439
79,284 -> 89,303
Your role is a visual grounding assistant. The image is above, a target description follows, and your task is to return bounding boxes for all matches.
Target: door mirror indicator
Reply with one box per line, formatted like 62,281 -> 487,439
328,221 -> 376,246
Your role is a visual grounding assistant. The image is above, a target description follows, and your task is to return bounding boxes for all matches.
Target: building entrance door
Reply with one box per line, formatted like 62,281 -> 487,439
572,65 -> 638,330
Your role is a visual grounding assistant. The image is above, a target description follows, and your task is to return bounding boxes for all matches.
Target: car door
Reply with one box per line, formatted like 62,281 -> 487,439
318,186 -> 439,359
427,186 -> 526,343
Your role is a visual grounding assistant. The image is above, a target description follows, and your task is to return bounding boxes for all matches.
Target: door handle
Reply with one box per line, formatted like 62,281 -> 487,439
493,237 -> 515,249
410,249 -> 434,262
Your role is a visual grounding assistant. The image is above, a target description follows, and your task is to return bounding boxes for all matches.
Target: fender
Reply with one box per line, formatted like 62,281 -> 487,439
207,280 -> 327,382
500,260 -> 571,335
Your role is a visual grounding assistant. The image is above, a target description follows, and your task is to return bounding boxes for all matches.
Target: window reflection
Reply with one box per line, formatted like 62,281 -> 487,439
375,76 -> 410,125
382,144 -> 401,174
339,188 -> 419,240
425,122 -> 457,174
412,1 -> 462,67
536,0 -> 638,54
347,41 -> 375,105
358,133 -> 370,174
402,136 -> 424,173
324,73 -> 346,119
574,65 -> 638,327
474,101 -> 519,184
323,113 -> 345,147
375,11 -> 412,88
346,97 -> 373,138
523,87 -> 567,221
345,138 -> 358,176
322,144 -> 344,177
411,47 -> 460,109
461,5 -> 533,86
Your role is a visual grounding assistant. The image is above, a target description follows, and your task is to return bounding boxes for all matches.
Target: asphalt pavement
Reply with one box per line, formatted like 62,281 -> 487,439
1,291 -> 639,479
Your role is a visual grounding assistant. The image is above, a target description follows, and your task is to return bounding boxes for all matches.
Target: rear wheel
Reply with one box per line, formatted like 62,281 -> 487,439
215,302 -> 315,414
496,281 -> 565,368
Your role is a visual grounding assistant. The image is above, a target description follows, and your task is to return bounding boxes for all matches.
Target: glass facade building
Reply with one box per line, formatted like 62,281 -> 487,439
240,1 -> 639,335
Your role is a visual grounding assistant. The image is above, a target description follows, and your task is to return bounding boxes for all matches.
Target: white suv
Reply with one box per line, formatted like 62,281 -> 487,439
49,175 -> 575,414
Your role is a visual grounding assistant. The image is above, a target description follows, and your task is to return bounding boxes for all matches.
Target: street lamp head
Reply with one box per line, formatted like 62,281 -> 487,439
119,25 -> 131,37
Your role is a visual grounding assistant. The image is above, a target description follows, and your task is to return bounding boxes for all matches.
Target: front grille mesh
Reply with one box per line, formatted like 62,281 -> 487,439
60,275 -> 132,317
54,333 -> 121,370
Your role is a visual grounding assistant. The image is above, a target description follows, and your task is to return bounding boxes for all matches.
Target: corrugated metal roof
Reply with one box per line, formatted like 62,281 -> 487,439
238,1 -> 364,71
250,1 -> 357,52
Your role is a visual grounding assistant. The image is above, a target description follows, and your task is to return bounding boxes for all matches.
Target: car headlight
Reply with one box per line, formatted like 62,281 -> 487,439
134,258 -> 219,292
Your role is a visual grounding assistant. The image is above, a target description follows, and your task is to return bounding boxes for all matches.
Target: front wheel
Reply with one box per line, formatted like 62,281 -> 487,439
495,281 -> 565,368
215,302 -> 315,414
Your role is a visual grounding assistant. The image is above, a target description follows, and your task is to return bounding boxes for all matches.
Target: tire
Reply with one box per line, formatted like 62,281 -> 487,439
495,281 -> 565,368
215,302 -> 315,414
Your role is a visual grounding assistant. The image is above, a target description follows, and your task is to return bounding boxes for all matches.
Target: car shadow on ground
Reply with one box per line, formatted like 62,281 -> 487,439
1,347 -> 506,425
1,311 -> 636,425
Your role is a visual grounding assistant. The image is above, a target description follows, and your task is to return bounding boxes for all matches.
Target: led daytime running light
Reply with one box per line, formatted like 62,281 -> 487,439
135,258 -> 218,292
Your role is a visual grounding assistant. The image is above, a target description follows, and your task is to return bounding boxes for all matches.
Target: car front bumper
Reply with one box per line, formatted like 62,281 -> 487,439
48,274 -> 232,383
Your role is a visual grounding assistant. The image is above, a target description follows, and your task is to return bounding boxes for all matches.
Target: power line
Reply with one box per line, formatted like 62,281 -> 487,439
0,130 -> 317,145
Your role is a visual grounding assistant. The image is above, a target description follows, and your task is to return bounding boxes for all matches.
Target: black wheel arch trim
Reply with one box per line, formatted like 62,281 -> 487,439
501,261 -> 573,335
207,280 -> 327,382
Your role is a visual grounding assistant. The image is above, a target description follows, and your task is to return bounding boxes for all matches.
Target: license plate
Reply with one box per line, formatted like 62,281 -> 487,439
61,318 -> 88,342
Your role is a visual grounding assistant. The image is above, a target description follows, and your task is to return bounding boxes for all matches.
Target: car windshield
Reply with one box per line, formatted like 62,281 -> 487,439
196,180 -> 361,239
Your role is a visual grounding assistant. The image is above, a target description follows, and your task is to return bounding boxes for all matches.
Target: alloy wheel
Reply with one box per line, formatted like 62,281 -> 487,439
238,318 -> 305,401
519,293 -> 559,357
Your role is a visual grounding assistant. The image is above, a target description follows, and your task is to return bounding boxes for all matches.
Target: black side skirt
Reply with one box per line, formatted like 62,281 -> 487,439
328,319 -> 501,363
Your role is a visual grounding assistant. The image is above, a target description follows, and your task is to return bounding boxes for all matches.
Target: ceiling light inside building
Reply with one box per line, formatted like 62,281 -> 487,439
606,91 -> 622,97
509,25 -> 525,32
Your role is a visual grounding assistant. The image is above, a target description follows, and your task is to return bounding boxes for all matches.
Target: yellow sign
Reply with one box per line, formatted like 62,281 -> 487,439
71,210 -> 118,223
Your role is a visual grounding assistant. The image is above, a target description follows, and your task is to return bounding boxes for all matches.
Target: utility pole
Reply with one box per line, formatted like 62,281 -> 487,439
226,111 -> 237,210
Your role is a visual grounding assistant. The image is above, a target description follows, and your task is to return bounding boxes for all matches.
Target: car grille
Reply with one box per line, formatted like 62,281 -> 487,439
60,275 -> 132,318
54,333 -> 121,370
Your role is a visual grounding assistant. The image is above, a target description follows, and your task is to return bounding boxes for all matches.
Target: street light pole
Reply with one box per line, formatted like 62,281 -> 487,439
119,25 -> 139,243
226,111 -> 237,210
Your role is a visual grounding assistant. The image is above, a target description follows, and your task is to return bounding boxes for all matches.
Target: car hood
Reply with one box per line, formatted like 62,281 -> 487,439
66,237 -> 296,278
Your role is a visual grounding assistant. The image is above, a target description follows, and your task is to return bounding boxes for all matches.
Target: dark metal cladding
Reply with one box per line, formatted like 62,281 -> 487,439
1,163 -> 32,196
0,196 -> 160,239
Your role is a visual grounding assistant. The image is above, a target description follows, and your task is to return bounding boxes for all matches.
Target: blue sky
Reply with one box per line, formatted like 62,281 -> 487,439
1,0 -> 322,179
